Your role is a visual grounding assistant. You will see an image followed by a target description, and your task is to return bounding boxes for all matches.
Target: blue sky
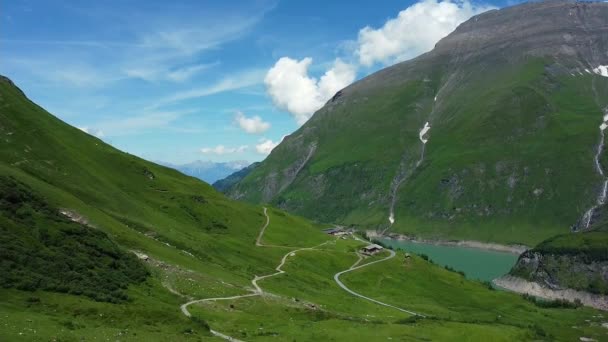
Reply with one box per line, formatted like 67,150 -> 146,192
1,0 -> 517,164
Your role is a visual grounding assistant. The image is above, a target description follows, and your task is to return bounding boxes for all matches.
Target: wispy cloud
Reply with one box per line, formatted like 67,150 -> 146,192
3,1 -> 272,90
0,39 -> 138,47
201,145 -> 249,155
138,16 -> 260,55
149,68 -> 266,109
124,61 -> 220,83
92,109 -> 197,136
3,58 -> 125,88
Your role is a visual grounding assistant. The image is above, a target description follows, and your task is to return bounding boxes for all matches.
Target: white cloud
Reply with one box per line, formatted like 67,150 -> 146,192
201,145 -> 249,155
255,137 -> 285,155
77,126 -> 105,138
356,0 -> 494,66
264,57 -> 356,125
235,111 -> 270,134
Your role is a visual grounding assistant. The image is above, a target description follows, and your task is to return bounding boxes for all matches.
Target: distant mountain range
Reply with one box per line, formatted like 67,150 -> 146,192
159,160 -> 250,183
212,162 -> 259,192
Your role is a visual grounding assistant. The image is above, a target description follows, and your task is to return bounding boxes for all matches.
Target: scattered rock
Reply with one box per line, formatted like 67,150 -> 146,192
133,251 -> 149,261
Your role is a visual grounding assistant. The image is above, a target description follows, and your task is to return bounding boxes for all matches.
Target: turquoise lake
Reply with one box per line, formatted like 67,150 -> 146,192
381,239 -> 520,282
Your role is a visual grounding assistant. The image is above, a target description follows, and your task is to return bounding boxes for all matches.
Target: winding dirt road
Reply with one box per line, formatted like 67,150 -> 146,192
252,240 -> 330,293
180,207 -> 328,340
180,207 -> 422,341
333,249 -> 424,317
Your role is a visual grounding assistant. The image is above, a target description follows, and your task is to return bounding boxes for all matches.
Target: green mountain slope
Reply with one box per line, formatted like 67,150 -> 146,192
226,0 -> 608,246
213,161 -> 259,192
0,176 -> 148,303
0,75 -> 323,339
3,73 -> 608,340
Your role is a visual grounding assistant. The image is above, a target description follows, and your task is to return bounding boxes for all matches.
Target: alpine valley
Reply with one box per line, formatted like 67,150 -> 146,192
3,1 -> 608,341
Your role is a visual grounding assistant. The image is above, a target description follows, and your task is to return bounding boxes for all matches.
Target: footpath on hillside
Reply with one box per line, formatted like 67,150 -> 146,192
180,207 -> 422,341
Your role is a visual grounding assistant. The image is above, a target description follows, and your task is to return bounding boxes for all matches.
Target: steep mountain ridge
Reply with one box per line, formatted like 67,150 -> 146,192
213,161 -> 259,192
226,0 -> 608,245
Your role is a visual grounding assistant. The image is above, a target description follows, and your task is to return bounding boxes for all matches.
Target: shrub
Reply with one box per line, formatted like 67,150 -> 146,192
0,176 -> 149,303
395,316 -> 421,324
481,280 -> 495,290
521,293 -> 581,309
417,253 -> 434,263
444,265 -> 466,277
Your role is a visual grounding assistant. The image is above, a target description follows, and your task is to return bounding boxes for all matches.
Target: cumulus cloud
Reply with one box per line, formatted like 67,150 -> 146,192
264,57 -> 356,125
357,0 -> 494,66
235,111 -> 270,134
78,126 -> 105,138
255,137 -> 285,155
262,1 -> 493,125
201,145 -> 248,155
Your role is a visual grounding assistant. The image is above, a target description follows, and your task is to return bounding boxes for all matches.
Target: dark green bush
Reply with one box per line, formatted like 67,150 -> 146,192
521,293 -> 581,309
0,176 -> 148,303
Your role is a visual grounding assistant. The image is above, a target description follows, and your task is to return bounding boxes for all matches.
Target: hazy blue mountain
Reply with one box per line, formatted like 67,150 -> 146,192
213,162 -> 260,192
160,160 -> 250,183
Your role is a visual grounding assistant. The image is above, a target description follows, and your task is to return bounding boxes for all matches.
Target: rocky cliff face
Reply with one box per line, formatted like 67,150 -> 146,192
340,0 -> 608,100
226,1 -> 608,245
493,275 -> 608,311
510,250 -> 608,294
433,0 -> 608,63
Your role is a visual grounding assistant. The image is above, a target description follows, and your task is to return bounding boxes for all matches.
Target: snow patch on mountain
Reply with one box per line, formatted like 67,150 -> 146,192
593,65 -> 608,77
419,122 -> 431,144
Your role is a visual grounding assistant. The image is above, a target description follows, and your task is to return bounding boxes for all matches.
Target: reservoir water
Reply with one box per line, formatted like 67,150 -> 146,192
381,239 -> 520,282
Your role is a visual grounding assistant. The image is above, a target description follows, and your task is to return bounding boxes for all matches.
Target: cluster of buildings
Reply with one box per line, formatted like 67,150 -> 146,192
323,227 -> 385,255
322,227 -> 352,237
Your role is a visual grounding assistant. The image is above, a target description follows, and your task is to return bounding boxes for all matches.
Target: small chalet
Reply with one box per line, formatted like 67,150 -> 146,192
323,227 -> 348,236
361,244 -> 384,255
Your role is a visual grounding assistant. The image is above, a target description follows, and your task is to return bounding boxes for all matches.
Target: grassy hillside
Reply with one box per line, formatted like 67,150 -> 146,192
225,1 -> 608,246
2,74 -> 608,341
0,176 -> 148,303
